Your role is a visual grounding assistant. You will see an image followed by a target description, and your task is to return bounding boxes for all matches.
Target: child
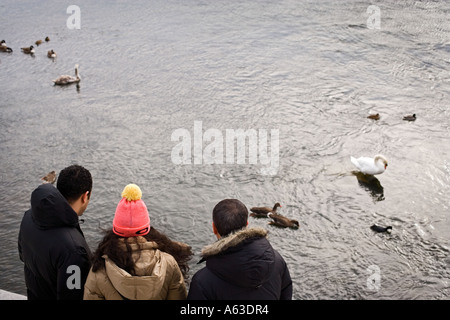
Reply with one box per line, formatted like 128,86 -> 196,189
84,184 -> 192,300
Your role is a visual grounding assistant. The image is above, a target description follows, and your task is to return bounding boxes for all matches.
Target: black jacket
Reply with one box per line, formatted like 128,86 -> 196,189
187,227 -> 292,300
18,184 -> 91,300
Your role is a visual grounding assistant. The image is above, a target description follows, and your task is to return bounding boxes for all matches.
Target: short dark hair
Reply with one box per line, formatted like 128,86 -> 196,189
57,164 -> 92,203
212,199 -> 248,237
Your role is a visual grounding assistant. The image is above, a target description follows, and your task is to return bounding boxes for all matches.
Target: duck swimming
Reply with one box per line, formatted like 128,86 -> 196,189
367,113 -> 380,120
45,36 -> 50,42
250,203 -> 282,218
370,224 -> 392,233
53,64 -> 80,85
0,45 -> 13,53
47,49 -> 56,58
0,40 -> 7,47
268,212 -> 299,229
21,45 -> 35,54
350,154 -> 388,175
35,40 -> 43,46
403,114 -> 416,121
41,171 -> 57,184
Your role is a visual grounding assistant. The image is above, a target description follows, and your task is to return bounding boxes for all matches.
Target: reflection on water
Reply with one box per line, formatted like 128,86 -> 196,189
1,0 -> 450,299
353,171 -> 384,202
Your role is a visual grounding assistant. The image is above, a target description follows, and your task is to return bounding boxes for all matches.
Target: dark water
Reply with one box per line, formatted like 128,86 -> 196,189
1,0 -> 449,299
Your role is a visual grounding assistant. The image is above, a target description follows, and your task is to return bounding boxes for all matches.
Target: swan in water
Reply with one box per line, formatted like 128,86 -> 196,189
53,64 -> 80,85
350,154 -> 388,175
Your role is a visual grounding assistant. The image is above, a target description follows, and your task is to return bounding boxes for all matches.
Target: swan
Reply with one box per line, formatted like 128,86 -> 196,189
250,203 -> 282,218
47,49 -> 56,58
21,45 -> 35,54
350,154 -> 388,175
53,64 -> 80,85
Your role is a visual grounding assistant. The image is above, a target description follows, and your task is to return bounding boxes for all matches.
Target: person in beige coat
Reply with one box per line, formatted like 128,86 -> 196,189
84,184 -> 192,300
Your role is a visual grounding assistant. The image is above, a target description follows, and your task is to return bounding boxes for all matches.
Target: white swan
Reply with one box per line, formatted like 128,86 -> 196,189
53,64 -> 80,85
350,154 -> 388,175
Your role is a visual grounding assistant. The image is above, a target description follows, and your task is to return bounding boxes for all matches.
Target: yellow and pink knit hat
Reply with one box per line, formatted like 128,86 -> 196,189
113,184 -> 150,237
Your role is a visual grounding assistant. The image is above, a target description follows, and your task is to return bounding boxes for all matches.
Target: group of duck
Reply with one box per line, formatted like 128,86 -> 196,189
0,37 -> 55,58
250,203 -> 299,229
0,38 -> 80,85
367,112 -> 417,122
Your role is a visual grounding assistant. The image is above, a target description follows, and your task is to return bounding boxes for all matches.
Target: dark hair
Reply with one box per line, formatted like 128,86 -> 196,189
212,199 -> 248,237
57,164 -> 92,203
91,227 -> 193,280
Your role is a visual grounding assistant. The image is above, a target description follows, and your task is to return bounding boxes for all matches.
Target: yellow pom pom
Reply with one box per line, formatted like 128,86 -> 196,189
121,184 -> 142,201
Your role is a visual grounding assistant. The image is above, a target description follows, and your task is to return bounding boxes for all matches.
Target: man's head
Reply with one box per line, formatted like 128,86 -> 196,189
212,199 -> 248,238
57,164 -> 92,216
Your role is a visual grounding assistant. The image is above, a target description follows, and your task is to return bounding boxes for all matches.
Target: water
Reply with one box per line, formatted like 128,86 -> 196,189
1,0 -> 449,299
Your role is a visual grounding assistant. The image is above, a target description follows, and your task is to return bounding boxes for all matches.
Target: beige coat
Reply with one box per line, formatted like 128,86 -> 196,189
83,237 -> 187,300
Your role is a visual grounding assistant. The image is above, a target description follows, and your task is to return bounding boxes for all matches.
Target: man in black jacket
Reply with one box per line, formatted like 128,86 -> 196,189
18,164 -> 92,300
187,199 -> 292,300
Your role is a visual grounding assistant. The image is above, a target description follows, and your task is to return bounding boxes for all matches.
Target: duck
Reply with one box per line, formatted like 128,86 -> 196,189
21,45 -> 35,54
41,171 -> 57,184
403,114 -> 416,121
268,212 -> 299,229
367,113 -> 380,120
370,224 -> 392,233
47,49 -> 56,58
45,36 -> 50,42
0,40 -> 7,47
0,45 -> 13,53
35,40 -> 43,46
350,154 -> 388,175
249,202 -> 282,218
53,64 -> 80,85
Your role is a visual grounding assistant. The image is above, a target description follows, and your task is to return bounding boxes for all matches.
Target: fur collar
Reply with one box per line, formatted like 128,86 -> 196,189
201,227 -> 268,258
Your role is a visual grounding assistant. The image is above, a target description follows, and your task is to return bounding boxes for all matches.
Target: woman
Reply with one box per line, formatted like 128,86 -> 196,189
84,184 -> 192,300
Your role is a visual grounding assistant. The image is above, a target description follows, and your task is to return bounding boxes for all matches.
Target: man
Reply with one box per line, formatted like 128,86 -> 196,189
18,164 -> 93,299
187,199 -> 292,300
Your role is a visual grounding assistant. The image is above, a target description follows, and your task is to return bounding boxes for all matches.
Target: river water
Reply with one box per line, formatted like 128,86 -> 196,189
1,0 -> 449,299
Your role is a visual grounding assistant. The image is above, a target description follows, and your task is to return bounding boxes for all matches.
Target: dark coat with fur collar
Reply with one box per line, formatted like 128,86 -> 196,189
187,227 -> 292,300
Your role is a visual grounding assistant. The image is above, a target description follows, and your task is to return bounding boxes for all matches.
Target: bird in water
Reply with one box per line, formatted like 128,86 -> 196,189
35,39 -> 43,46
45,36 -> 50,42
249,203 -> 282,218
403,114 -> 416,121
268,212 -> 299,229
47,49 -> 56,58
53,64 -> 80,85
367,113 -> 380,121
350,154 -> 388,176
0,45 -> 13,53
41,171 -> 57,184
370,224 -> 392,233
21,45 -> 35,54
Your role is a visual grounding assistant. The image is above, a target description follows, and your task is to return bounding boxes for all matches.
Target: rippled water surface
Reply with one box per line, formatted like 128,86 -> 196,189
1,0 -> 449,299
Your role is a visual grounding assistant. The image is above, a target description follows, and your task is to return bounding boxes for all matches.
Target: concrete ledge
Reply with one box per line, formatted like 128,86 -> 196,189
0,289 -> 27,300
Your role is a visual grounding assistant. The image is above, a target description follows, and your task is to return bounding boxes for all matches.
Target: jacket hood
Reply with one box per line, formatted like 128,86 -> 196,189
201,227 -> 275,289
30,184 -> 79,229
103,238 -> 169,300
